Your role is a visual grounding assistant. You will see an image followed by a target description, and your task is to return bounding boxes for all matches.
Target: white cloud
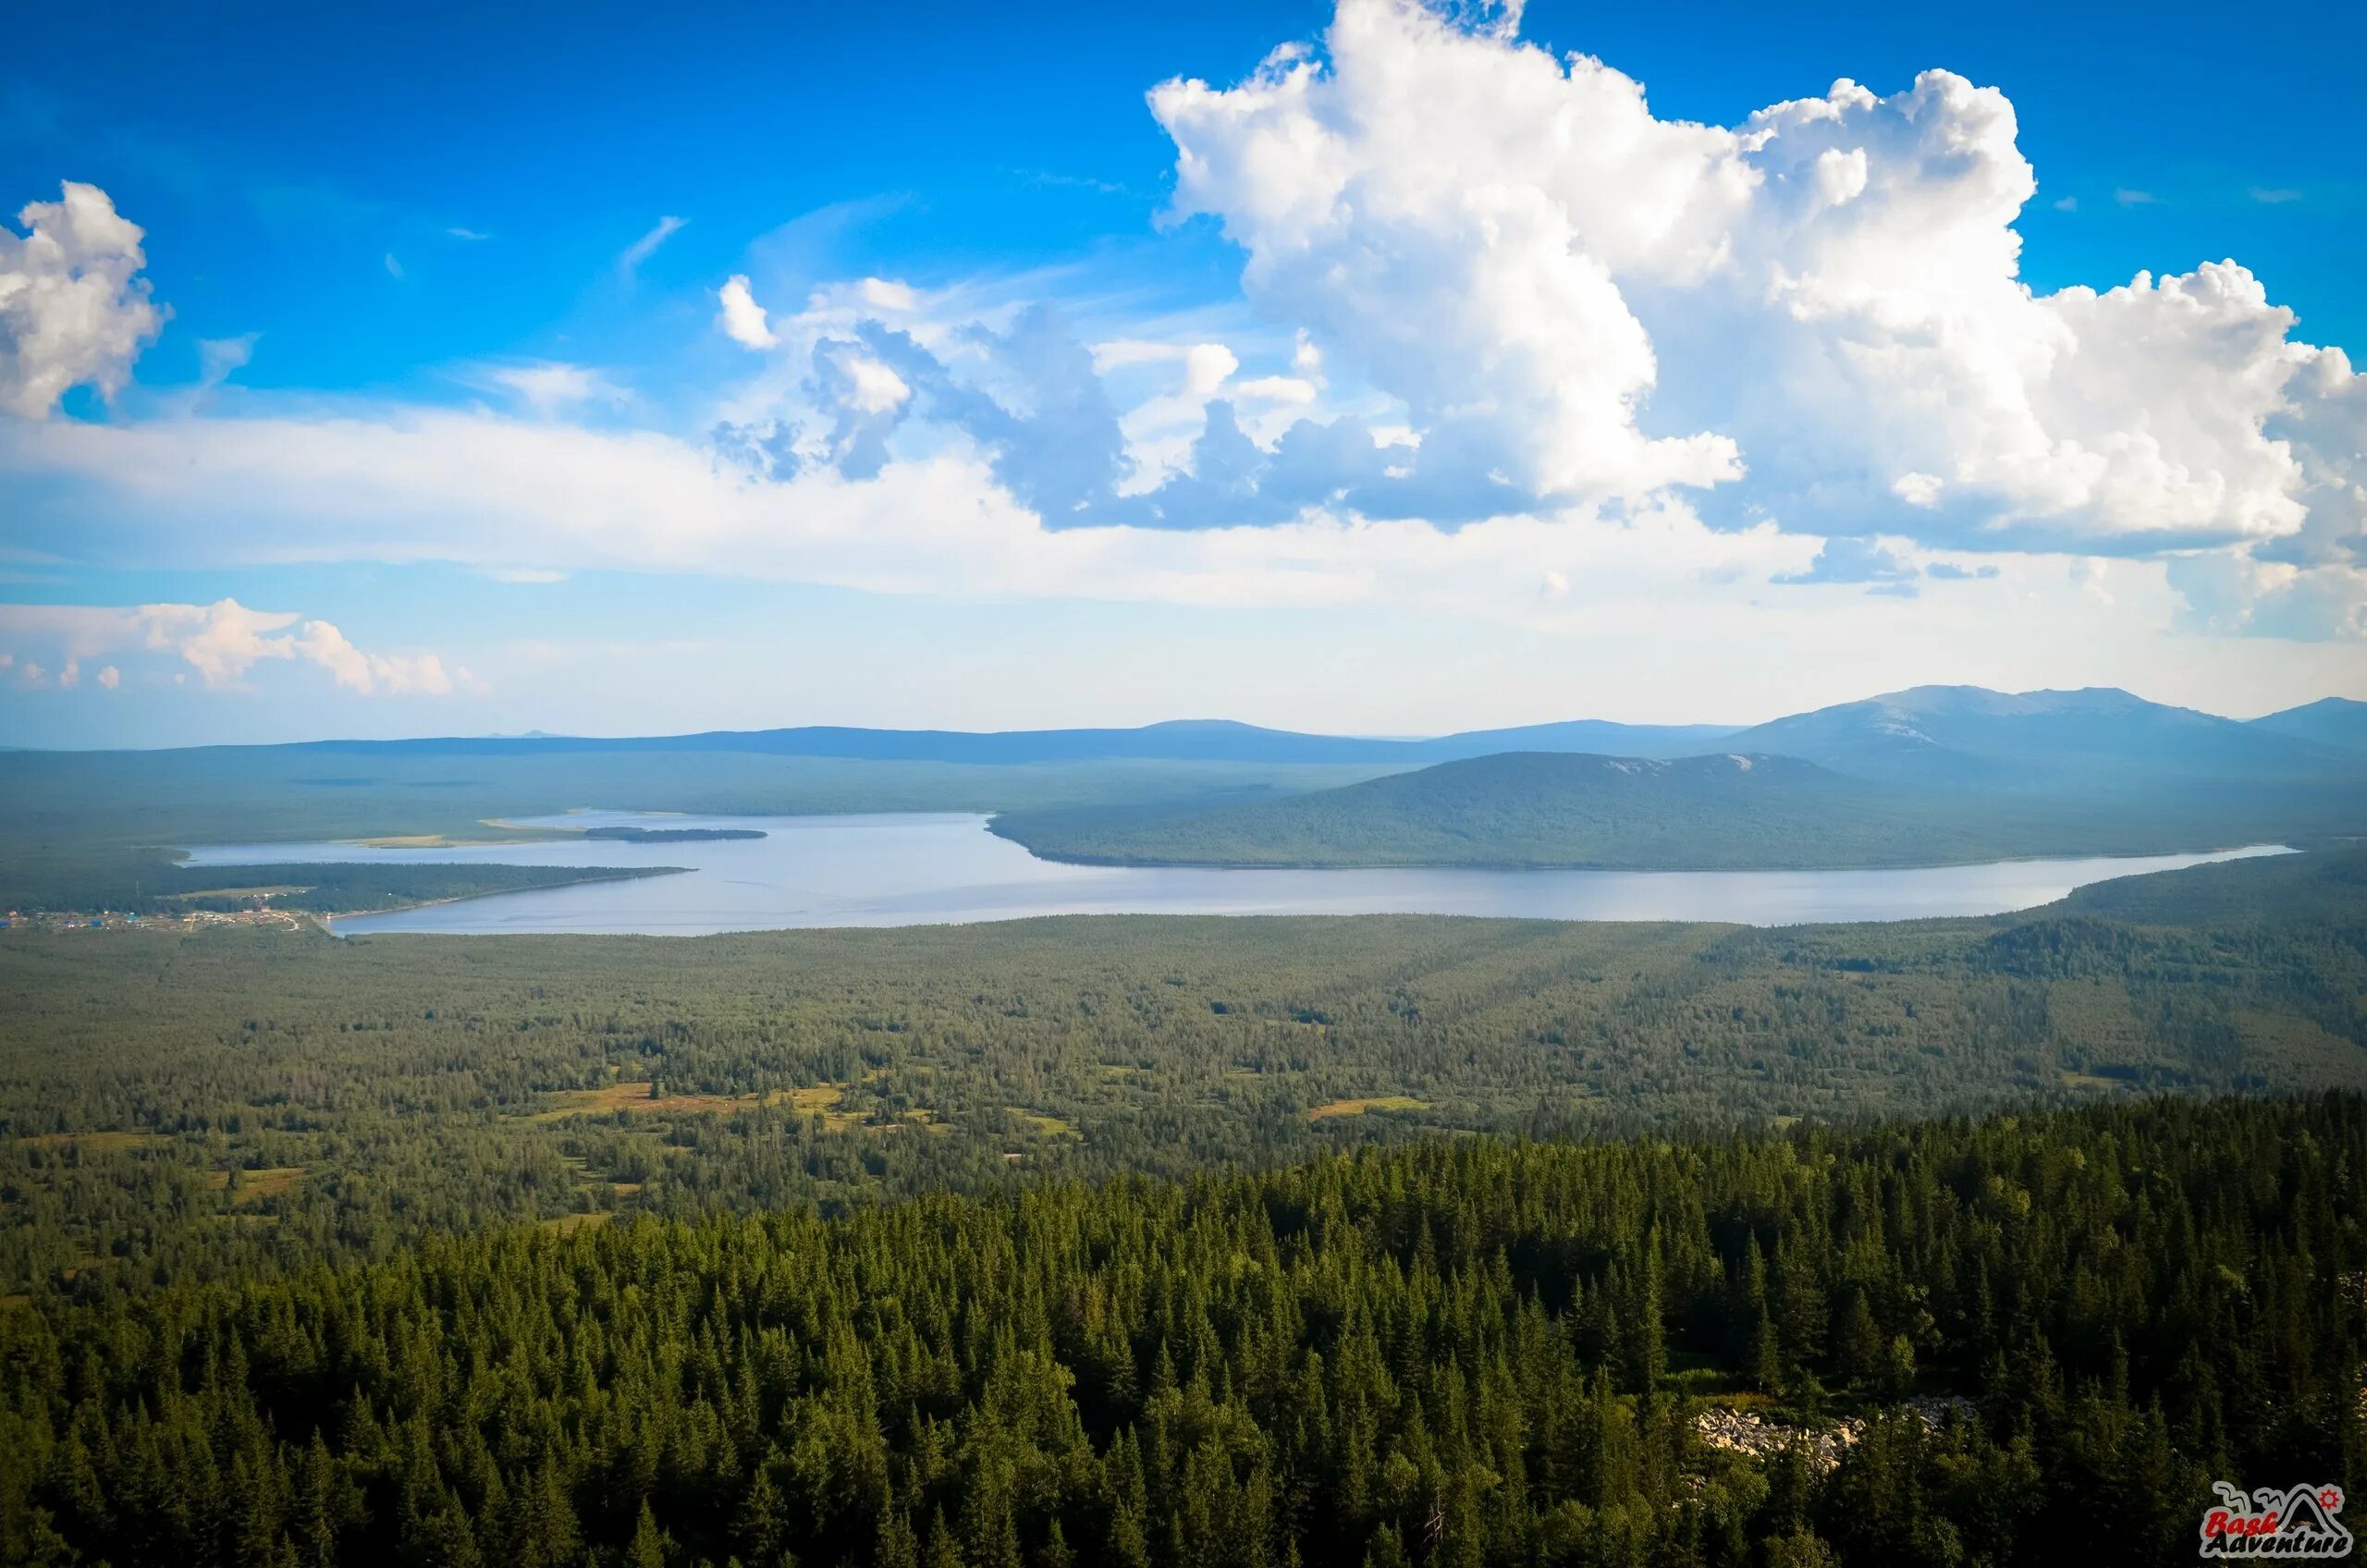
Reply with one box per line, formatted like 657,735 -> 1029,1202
196,333 -> 259,393
384,252 -> 404,279
0,182 -> 166,418
291,618 -> 462,694
717,275 -> 779,349
447,226 -> 492,240
475,361 -> 623,415
1891,472 -> 1944,508
1235,374 -> 1318,404
1145,0 -> 2365,623
2,4 -> 2361,662
840,355 -> 911,414
856,276 -> 922,312
0,596 -> 484,694
619,214 -> 687,279
2113,188 -> 2158,206
1184,342 -> 1238,397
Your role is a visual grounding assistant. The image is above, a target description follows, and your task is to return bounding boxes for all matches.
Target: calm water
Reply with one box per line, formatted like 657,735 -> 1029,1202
175,812 -> 2295,936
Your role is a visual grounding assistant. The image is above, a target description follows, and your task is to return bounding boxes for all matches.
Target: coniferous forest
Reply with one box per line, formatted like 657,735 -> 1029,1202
1,1094 -> 2359,1568
0,846 -> 2361,1563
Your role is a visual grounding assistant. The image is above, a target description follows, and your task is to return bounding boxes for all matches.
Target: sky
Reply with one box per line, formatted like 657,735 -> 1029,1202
2,0 -> 2362,747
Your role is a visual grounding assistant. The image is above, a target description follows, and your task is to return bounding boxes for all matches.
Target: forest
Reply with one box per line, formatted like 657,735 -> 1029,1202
0,841 -> 2360,1564
0,1092 -> 2357,1567
2,849 -> 2361,1304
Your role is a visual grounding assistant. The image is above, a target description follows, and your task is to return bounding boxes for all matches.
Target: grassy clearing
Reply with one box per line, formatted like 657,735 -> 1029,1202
526,1080 -> 945,1135
208,1166 -> 307,1204
1306,1095 -> 1429,1121
526,1081 -> 782,1121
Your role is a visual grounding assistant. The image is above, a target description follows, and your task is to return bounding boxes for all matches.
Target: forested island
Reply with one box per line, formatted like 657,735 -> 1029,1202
155,862 -> 684,915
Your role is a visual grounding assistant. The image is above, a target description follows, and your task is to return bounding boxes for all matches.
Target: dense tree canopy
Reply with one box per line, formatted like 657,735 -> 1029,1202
1,1094 -> 2359,1567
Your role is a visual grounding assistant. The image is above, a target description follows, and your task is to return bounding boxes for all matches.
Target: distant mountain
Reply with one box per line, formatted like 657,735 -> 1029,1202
1720,685 -> 2354,789
991,750 -> 2074,870
2250,697 -> 2367,753
271,716 -> 1735,766
236,690 -> 2353,788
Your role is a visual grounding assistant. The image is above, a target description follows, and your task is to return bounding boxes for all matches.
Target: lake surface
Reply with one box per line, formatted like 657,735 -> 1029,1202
176,812 -> 2295,936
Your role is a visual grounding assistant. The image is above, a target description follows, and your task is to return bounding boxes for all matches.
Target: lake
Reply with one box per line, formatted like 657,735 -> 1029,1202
174,811 -> 2295,936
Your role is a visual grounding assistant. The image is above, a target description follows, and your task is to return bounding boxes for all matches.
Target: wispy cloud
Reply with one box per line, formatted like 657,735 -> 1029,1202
446,226 -> 493,240
195,334 -> 259,394
2113,188 -> 2159,206
467,361 -> 626,416
617,214 -> 687,279
2250,187 -> 2301,204
383,251 -> 405,278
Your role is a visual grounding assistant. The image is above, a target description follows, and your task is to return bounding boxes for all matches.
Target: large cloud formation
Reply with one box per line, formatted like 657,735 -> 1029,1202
694,0 -> 2361,625
1,1 -> 2361,648
1144,0 -> 2364,608
0,183 -> 166,418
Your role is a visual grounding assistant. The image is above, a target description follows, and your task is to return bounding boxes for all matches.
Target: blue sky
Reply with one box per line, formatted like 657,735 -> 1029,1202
3,0 -> 2362,744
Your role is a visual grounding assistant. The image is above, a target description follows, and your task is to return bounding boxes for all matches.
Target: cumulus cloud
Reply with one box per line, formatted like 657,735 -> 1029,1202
1135,0 -> 2364,631
2,4 -> 2361,650
0,597 -> 483,695
0,182 -> 166,418
717,275 -> 779,349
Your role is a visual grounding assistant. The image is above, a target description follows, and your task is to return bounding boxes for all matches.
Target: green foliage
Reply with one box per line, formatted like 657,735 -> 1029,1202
1,1094 -> 2360,1567
2,851 -> 2362,1301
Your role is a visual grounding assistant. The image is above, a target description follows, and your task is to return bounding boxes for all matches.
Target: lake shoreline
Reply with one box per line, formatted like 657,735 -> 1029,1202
174,811 -> 2298,938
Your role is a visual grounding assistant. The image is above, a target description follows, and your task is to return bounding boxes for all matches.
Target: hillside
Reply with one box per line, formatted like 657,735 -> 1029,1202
998,750 -> 2018,869
2251,695 -> 2367,753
